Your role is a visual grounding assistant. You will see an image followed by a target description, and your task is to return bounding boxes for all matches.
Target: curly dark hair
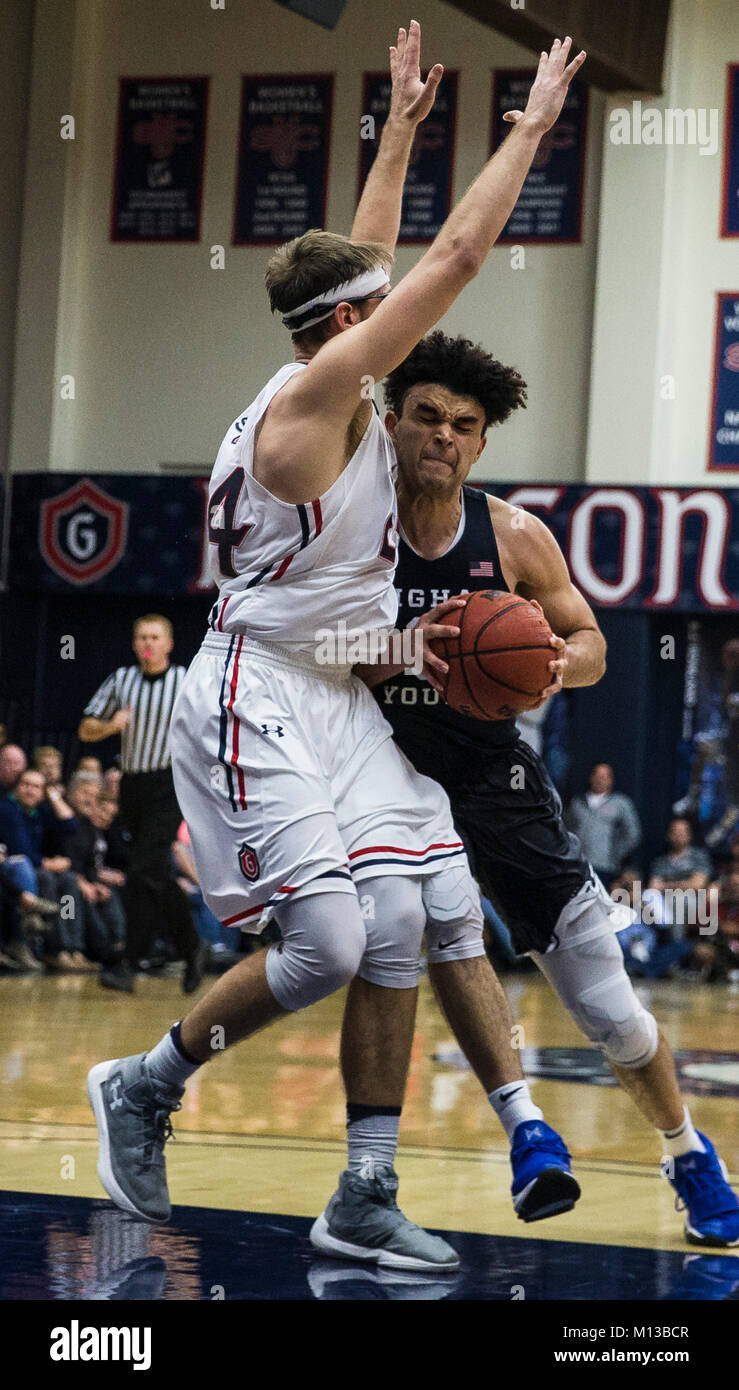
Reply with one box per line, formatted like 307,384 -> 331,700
383,331 -> 527,430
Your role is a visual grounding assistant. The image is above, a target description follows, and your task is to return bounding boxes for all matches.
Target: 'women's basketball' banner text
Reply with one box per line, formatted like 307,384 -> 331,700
234,75 -> 333,245
708,292 -> 739,470
490,70 -> 588,244
111,78 -> 209,242
357,72 -> 458,243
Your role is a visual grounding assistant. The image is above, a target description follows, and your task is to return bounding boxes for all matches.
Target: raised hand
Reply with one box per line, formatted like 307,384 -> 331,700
388,18 -> 444,126
502,37 -> 586,135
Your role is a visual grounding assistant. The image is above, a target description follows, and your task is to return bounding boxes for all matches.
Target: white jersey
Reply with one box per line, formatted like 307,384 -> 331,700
206,363 -> 399,655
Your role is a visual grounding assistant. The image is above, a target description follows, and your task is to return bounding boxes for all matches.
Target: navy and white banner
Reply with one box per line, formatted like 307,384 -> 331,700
234,75 -> 333,245
708,292 -> 739,471
111,78 -> 208,242
358,72 -> 458,243
721,64 -> 739,237
490,71 -> 588,243
3,476 -> 738,612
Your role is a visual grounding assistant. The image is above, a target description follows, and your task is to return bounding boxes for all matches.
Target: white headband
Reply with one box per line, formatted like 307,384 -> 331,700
280,266 -> 390,333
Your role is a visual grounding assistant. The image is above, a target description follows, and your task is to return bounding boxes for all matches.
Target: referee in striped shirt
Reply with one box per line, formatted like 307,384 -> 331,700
79,614 -> 204,994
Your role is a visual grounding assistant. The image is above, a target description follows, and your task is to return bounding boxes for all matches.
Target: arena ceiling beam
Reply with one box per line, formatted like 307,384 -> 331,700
442,0 -> 671,94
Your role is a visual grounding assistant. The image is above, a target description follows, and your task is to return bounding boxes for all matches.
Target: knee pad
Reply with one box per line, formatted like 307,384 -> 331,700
357,875 -> 426,989
549,874 -> 633,949
266,889 -> 366,1011
423,863 -> 485,965
536,918 -> 659,1068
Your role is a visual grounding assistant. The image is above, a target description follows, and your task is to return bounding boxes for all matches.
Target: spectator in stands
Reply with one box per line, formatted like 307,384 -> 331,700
683,865 -> 739,982
0,843 -> 35,972
95,791 -> 130,874
33,745 -> 65,794
647,816 -> 712,936
64,775 -> 125,970
0,768 -> 84,970
0,744 -> 27,795
565,763 -> 641,886
91,793 -> 127,880
76,756 -> 104,778
611,865 -> 693,979
102,767 -> 122,798
172,821 -> 240,962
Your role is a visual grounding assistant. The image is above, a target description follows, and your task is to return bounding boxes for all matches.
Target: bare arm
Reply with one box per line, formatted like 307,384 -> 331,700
355,597 -> 465,693
45,787 -> 75,821
263,39 -> 586,498
78,709 -> 130,743
509,509 -> 606,695
351,21 -> 443,254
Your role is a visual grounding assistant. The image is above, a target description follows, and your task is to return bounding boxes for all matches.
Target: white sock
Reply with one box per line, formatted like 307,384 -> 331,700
660,1105 -> 705,1158
488,1081 -> 543,1142
146,1023 -> 202,1101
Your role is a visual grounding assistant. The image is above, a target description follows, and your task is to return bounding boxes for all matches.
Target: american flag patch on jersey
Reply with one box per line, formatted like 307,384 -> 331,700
470,561 -> 495,577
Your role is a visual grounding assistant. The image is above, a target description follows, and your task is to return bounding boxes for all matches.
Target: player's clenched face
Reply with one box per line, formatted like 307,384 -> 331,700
385,384 -> 487,498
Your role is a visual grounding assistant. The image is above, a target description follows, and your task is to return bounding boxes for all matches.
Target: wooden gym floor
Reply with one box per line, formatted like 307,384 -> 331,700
1,964 -> 738,1300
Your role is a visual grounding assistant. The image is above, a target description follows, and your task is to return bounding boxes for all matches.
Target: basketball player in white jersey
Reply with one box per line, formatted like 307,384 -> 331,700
87,27 -> 586,1270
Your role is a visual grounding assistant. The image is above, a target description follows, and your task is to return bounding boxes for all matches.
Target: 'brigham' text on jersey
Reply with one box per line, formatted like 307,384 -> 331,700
376,486 -> 520,781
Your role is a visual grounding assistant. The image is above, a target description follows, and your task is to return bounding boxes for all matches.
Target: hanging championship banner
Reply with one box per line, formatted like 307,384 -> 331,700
490,70 -> 588,243
708,291 -> 739,471
721,64 -> 739,237
357,71 -> 458,243
234,75 -> 333,245
110,78 -> 208,242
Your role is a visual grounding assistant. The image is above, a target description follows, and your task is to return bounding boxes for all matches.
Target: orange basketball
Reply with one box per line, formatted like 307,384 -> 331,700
428,590 -> 554,721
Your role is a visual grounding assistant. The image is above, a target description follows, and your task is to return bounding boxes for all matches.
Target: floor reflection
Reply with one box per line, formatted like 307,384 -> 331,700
1,1191 -> 738,1301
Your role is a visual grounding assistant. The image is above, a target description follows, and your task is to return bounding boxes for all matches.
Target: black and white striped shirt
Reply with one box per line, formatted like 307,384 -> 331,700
83,666 -> 185,774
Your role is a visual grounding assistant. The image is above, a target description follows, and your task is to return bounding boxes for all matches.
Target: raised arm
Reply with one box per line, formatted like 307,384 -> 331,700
350,20 -> 443,255
288,38 -> 586,422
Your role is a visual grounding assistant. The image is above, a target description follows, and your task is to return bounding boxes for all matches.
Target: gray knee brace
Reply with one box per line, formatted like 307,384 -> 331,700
423,863 -> 486,964
356,875 -> 427,989
266,889 -> 366,1011
533,884 -> 659,1068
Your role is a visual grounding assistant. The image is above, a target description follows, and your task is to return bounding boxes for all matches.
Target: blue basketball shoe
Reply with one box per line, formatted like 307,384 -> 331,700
510,1121 -> 581,1222
663,1133 -> 739,1247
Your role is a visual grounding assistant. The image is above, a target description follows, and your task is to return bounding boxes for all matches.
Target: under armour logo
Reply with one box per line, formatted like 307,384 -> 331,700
524,1124 -> 543,1140
261,723 -> 284,737
108,1078 -> 124,1110
359,1155 -> 376,1180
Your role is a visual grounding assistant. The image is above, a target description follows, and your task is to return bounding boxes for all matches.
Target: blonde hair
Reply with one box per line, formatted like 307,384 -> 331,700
133,614 -> 173,639
32,745 -> 61,767
265,229 -> 392,345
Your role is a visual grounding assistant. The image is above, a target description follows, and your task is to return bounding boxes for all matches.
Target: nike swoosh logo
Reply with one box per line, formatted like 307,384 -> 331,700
498,1087 -> 521,1105
437,936 -> 465,950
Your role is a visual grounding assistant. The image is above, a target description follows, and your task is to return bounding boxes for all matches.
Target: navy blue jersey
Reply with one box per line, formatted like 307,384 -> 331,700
375,486 -> 520,784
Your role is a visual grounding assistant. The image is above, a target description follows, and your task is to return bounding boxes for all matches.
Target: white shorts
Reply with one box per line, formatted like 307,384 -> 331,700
170,632 -> 468,931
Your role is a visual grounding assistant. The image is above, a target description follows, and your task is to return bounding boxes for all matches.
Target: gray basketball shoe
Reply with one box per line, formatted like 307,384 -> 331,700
310,1160 -> 460,1272
86,1053 -> 182,1223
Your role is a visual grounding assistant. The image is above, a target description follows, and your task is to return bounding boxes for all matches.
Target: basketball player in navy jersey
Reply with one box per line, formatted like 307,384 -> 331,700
355,330 -> 738,1248
87,28 -> 589,1270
